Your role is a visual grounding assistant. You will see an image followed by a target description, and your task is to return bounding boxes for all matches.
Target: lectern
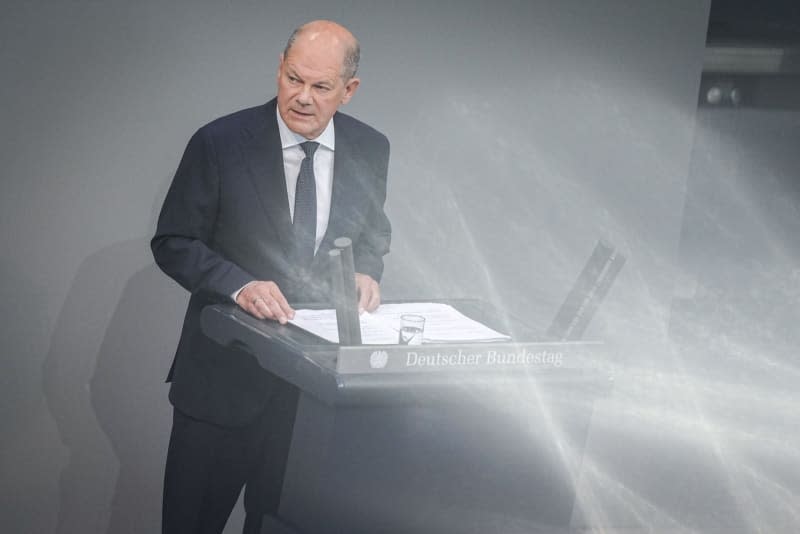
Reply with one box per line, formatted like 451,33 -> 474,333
201,300 -> 612,534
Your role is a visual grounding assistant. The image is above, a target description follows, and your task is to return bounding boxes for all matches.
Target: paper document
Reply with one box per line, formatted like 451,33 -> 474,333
288,308 -> 399,345
289,302 -> 510,345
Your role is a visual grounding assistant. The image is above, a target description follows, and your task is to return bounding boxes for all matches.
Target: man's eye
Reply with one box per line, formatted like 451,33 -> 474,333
288,76 -> 299,83
315,85 -> 330,92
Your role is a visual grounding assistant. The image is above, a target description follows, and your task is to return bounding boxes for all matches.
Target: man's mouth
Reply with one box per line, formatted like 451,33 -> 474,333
290,109 -> 313,118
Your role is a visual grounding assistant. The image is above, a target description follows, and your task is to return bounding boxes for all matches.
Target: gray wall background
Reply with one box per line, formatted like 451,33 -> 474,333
7,1 -> 796,533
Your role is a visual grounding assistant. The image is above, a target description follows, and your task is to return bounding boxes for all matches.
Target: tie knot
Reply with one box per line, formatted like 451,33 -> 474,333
300,141 -> 319,158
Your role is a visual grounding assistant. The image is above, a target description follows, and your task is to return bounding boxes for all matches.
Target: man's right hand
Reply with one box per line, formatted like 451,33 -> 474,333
236,281 -> 294,324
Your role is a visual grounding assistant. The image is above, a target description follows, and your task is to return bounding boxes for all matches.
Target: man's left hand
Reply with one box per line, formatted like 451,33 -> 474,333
354,273 -> 380,313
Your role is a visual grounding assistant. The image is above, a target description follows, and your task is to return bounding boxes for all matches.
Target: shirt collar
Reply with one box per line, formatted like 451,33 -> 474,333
276,107 -> 335,151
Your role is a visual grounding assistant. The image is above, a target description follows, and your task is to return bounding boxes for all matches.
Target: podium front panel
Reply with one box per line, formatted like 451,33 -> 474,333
200,301 -> 612,533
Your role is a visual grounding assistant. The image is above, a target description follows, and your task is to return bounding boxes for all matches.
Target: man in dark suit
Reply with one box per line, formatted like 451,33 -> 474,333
152,20 -> 390,534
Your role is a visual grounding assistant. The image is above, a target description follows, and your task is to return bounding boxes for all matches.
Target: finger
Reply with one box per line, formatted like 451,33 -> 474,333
268,286 -> 294,319
262,296 -> 289,324
248,296 -> 268,320
366,284 -> 380,312
357,284 -> 371,313
257,288 -> 286,324
236,290 -> 258,318
360,282 -> 379,312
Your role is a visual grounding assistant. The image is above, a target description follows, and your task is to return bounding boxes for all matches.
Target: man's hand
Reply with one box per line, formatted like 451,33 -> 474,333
354,273 -> 380,313
236,281 -> 294,324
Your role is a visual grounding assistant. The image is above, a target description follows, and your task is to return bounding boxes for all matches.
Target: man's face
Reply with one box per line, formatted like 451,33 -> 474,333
276,38 -> 360,140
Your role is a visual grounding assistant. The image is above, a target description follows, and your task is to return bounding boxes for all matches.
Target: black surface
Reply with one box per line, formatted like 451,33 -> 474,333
708,1 -> 800,45
201,300 -> 612,533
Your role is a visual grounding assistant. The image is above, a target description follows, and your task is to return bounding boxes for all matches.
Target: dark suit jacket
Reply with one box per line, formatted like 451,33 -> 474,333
152,99 -> 391,427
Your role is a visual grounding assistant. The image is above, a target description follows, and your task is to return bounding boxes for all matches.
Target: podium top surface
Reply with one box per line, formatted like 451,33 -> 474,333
200,300 -> 613,406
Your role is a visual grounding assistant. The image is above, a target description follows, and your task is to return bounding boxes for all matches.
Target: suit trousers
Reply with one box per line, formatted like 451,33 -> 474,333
162,376 -> 300,534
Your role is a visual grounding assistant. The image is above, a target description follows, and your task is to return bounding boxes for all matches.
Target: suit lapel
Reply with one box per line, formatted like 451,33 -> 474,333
243,100 -> 295,258
313,114 -> 366,271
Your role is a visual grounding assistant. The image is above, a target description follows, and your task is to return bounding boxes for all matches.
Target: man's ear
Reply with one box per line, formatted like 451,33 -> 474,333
341,77 -> 360,105
277,53 -> 284,80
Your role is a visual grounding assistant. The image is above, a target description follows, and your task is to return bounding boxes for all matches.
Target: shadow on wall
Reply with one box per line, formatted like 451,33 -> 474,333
42,237 -> 186,534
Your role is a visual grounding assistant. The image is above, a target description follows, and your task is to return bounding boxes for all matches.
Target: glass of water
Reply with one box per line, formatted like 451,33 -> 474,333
398,314 -> 425,345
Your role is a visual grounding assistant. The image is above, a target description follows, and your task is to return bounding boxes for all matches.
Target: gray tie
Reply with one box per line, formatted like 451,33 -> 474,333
293,141 -> 319,267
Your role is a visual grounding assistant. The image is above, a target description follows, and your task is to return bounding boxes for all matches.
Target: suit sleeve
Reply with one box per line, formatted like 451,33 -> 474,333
353,135 -> 391,282
151,128 -> 255,300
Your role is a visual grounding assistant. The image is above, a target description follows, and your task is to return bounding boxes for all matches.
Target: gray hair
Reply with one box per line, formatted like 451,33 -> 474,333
283,25 -> 360,80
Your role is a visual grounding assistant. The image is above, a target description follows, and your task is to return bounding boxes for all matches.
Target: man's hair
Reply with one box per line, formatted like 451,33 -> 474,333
283,24 -> 360,80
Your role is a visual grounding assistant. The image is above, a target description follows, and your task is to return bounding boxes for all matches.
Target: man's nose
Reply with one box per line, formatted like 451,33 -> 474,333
296,85 -> 313,105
